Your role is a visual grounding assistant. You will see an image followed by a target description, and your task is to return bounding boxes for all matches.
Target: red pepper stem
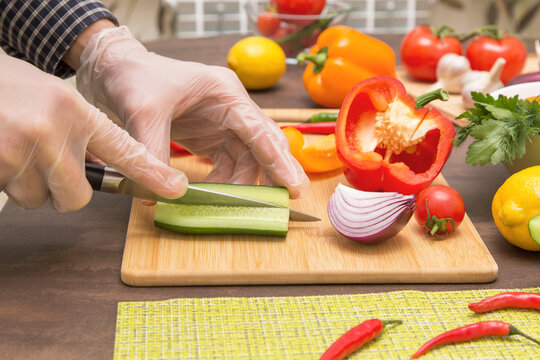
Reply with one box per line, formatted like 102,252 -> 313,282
380,320 -> 402,327
414,88 -> 449,109
509,325 -> 540,346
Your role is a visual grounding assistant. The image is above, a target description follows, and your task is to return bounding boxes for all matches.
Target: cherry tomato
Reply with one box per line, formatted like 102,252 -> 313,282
400,25 -> 462,82
465,34 -> 527,84
257,10 -> 281,36
276,0 -> 326,15
414,185 -> 465,238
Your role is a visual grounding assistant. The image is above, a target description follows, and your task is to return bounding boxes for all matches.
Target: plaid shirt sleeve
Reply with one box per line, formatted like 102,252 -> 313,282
0,0 -> 118,78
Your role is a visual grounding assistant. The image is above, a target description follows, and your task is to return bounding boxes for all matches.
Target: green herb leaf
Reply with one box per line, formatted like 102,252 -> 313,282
454,92 -> 540,165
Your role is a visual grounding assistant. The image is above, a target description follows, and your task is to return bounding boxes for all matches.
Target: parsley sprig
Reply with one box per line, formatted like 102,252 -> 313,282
454,92 -> 540,166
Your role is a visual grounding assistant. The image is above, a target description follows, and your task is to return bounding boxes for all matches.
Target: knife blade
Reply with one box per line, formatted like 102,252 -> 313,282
85,163 -> 320,222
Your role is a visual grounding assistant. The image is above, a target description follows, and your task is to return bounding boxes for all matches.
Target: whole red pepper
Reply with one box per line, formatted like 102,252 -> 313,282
336,76 -> 455,195
468,292 -> 540,313
319,319 -> 401,360
411,321 -> 540,358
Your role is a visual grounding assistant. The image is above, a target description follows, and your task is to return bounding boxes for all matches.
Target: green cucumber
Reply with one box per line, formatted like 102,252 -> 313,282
154,183 -> 289,237
528,214 -> 540,246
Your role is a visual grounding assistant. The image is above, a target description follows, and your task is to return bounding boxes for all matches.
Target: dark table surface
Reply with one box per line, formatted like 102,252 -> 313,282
1,34 -> 538,359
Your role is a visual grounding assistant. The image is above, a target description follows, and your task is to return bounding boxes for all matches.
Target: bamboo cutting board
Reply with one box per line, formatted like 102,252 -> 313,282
121,153 -> 498,286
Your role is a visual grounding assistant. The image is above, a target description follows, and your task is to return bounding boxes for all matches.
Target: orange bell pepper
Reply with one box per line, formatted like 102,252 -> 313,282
282,127 -> 343,173
297,133 -> 343,173
282,126 -> 304,156
296,25 -> 397,109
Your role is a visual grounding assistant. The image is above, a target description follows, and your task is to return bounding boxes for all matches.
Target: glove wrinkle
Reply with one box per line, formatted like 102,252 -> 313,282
76,26 -> 310,200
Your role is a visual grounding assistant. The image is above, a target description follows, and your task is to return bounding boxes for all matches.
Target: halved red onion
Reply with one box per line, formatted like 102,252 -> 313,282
328,183 -> 416,243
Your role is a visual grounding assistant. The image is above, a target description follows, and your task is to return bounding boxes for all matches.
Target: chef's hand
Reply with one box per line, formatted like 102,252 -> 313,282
75,26 -> 309,199
0,54 -> 187,212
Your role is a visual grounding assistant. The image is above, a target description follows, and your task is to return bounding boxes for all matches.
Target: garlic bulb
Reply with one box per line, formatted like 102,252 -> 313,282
431,53 -> 471,94
461,57 -> 506,108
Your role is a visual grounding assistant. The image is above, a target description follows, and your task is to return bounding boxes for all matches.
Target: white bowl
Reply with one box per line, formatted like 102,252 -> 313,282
490,81 -> 540,99
489,82 -> 540,173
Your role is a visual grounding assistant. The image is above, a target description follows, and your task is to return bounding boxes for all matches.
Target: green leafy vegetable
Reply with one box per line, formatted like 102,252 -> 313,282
454,92 -> 540,165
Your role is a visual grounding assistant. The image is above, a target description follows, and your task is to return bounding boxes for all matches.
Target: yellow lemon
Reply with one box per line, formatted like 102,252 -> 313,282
227,36 -> 286,90
492,166 -> 540,251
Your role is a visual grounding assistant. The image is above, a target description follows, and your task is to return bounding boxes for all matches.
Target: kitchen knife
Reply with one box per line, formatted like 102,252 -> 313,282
85,163 -> 320,222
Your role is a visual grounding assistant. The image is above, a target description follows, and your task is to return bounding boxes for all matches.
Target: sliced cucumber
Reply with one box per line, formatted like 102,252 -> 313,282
528,214 -> 540,246
154,183 -> 289,237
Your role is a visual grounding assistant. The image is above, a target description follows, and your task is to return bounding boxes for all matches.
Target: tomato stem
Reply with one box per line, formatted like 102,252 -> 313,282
462,25 -> 504,41
424,199 -> 456,239
431,24 -> 459,41
415,88 -> 449,109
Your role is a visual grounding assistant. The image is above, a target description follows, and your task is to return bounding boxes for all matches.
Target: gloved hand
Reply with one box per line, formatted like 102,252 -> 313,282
76,26 -> 309,199
0,54 -> 187,212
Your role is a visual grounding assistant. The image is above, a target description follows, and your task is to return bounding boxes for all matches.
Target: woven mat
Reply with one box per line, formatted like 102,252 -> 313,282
114,288 -> 540,359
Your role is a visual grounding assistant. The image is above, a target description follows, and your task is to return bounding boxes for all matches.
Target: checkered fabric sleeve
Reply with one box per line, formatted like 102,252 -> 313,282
0,0 -> 118,78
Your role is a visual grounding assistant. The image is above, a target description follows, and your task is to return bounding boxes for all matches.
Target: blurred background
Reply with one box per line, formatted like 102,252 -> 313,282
103,0 -> 539,41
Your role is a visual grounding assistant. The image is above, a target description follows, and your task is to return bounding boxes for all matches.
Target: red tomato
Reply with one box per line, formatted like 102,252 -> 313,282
465,35 -> 527,84
276,0 -> 326,15
257,10 -> 280,36
400,25 -> 462,82
414,185 -> 465,238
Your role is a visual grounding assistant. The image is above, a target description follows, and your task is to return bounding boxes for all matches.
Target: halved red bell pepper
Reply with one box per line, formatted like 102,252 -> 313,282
336,76 -> 455,195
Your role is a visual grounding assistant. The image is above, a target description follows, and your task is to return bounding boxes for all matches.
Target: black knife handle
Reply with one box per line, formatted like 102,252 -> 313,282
85,162 -> 105,191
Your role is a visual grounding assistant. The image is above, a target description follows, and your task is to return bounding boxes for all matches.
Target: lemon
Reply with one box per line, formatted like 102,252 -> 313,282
227,36 -> 286,90
492,166 -> 540,251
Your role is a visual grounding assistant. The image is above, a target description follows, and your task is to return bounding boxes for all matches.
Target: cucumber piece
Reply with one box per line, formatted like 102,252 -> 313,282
528,214 -> 540,246
154,183 -> 289,237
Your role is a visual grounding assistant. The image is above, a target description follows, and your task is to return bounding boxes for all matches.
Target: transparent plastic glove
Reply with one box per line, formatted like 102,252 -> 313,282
0,55 -> 187,212
76,26 -> 309,198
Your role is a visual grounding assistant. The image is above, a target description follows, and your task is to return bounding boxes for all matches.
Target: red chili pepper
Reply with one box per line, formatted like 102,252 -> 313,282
319,319 -> 401,360
170,141 -> 191,154
280,122 -> 336,134
411,321 -> 540,358
336,76 -> 455,195
469,292 -> 540,313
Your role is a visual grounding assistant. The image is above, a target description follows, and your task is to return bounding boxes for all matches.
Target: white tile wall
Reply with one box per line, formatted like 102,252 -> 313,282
161,0 -> 433,37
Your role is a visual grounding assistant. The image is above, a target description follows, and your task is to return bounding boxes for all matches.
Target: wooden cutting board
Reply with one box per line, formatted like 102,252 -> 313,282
122,54 -> 538,286
121,151 -> 497,286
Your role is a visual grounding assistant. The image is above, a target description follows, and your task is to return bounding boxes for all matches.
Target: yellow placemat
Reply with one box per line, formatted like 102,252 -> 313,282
114,288 -> 540,359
